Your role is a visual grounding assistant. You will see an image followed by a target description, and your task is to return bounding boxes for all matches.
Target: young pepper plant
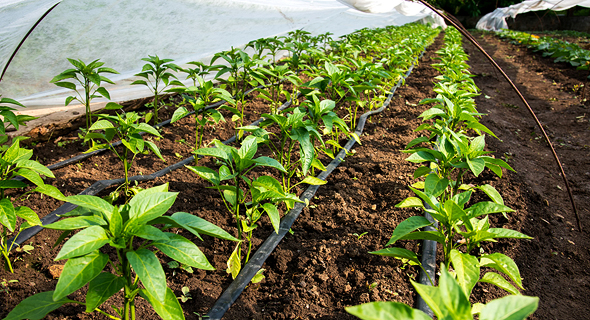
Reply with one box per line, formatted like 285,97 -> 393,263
5,184 -> 238,320
131,55 -> 182,124
346,264 -> 539,320
85,110 -> 165,199
187,136 -> 300,277
168,75 -> 235,154
51,59 -> 119,131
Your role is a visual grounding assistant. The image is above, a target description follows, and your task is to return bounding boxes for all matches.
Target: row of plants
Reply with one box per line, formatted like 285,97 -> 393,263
2,23 -> 440,320
347,27 -> 539,319
497,29 -> 590,76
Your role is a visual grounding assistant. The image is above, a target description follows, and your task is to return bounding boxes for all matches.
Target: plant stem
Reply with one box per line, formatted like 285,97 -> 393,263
94,307 -> 121,320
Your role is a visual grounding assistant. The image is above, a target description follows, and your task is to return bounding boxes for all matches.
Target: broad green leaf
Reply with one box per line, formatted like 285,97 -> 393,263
445,200 -> 472,230
0,198 -> 16,232
238,136 -> 258,161
0,180 -> 28,189
413,281 -> 443,318
449,250 -> 480,297
185,166 -> 220,185
67,195 -> 114,220
54,251 -> 108,300
398,230 -> 445,244
370,247 -> 420,265
386,216 -> 432,246
424,173 -> 448,197
467,202 -> 514,218
16,160 -> 54,178
3,291 -> 75,320
438,265 -> 473,320
479,295 -> 538,320
345,301 -> 431,320
131,225 -> 169,241
409,187 -> 439,211
251,268 -> 265,284
33,184 -> 67,201
15,206 -> 41,226
487,228 -> 532,240
480,253 -> 523,289
413,166 -> 431,178
262,203 -> 280,233
478,184 -> 504,205
253,156 -> 287,173
467,157 -> 485,177
406,151 -> 436,163
395,197 -> 424,208
227,244 -> 241,279
139,287 -> 185,320
195,147 -> 229,161
44,215 -> 106,230
128,192 -> 178,225
171,106 -> 190,123
127,249 -> 167,302
153,233 -> 215,270
16,168 -> 44,187
300,176 -> 327,186
88,120 -> 115,131
170,212 -> 238,241
55,226 -> 109,260
136,123 -> 162,137
479,272 -> 520,295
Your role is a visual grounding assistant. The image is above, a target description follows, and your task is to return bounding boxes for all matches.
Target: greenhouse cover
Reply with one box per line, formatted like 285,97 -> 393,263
0,0 -> 443,122
477,0 -> 590,31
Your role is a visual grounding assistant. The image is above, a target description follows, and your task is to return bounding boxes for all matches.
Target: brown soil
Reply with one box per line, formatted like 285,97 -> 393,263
0,30 -> 588,320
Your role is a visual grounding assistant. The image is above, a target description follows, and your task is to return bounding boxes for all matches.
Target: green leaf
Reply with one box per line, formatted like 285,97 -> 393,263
467,202 -> 514,218
139,287 -> 185,320
185,166 -> 220,185
14,206 -> 41,226
370,247 -> 421,266
300,176 -> 326,186
130,225 -> 169,241
128,192 -> 178,226
170,212 -> 238,241
88,120 -> 115,131
136,123 -> 162,137
479,295 -> 538,320
0,198 -> 16,232
406,151 -> 436,163
55,225 -> 109,260
0,180 -> 28,189
479,272 -> 520,295
253,156 -> 287,173
44,215 -> 106,230
16,160 -> 54,178
85,273 -> 125,312
480,253 -> 523,289
395,197 -> 424,208
153,233 -> 215,270
54,81 -> 77,90
3,291 -> 75,320
66,195 -> 114,220
16,168 -> 44,187
262,203 -> 280,233
171,106 -> 190,123
386,216 -> 432,246
96,87 -> 110,100
398,230 -> 445,244
238,136 -> 258,160
346,301 -> 431,320
424,173 -> 448,197
195,147 -> 229,161
467,157 -> 485,177
127,249 -> 167,302
54,251 -> 108,300
478,184 -> 503,205
104,102 -> 123,110
226,244 -> 241,279
413,166 -> 431,178
413,281 -> 443,318
33,184 -> 67,201
438,265 -> 473,320
487,228 -> 532,240
449,250 -> 480,297
251,268 -> 265,284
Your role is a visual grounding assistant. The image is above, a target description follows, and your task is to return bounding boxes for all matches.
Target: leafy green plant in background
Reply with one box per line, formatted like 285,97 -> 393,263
346,264 -> 539,320
85,110 -> 165,199
5,184 -> 237,320
51,59 -> 119,131
131,55 -> 182,124
251,63 -> 300,114
168,75 -> 235,154
188,136 -> 300,277
0,97 -> 62,273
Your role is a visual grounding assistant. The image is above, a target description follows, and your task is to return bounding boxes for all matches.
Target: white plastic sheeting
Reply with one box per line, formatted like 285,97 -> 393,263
477,0 -> 590,31
0,0 -> 443,118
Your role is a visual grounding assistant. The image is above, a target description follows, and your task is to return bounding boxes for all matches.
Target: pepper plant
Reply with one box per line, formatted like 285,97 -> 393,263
131,55 -> 182,124
51,59 -> 119,131
187,136 -> 300,277
168,75 -> 235,154
85,110 -> 164,198
5,184 -> 237,320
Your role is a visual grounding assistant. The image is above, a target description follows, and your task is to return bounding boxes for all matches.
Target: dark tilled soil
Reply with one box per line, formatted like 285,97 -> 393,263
0,30 -> 588,320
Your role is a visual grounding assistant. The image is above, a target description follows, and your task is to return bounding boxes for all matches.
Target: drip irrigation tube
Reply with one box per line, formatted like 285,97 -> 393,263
205,50 -> 426,320
416,208 -> 438,317
6,92 -> 295,250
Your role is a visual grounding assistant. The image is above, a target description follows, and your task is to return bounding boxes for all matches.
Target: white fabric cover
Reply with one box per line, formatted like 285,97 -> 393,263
477,0 -> 590,31
0,0 -> 443,117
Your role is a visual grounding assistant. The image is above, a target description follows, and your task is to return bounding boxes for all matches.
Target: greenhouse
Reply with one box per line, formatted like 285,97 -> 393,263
0,0 -> 588,319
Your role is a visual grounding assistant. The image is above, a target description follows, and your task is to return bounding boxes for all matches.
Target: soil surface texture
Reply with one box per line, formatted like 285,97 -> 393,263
0,30 -> 588,320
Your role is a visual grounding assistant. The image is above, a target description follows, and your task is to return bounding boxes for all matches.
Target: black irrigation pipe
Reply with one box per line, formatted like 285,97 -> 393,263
206,49 -> 427,320
417,0 -> 581,232
6,90 -> 295,251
